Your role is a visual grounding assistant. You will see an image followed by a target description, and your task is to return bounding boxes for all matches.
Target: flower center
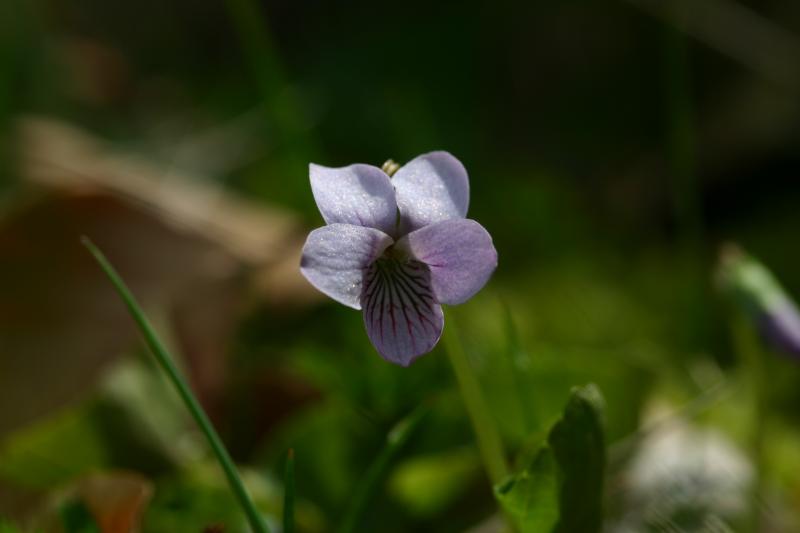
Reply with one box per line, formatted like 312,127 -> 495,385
381,158 -> 400,177
380,244 -> 411,263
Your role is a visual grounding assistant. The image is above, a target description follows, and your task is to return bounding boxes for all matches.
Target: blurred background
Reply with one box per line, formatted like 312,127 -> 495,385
1,0 -> 800,531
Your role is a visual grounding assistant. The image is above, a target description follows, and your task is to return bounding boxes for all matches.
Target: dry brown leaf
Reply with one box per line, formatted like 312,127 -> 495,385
0,117 -> 319,437
79,471 -> 153,533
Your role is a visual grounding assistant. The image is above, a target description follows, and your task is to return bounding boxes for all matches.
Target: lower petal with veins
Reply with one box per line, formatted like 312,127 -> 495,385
361,258 -> 444,366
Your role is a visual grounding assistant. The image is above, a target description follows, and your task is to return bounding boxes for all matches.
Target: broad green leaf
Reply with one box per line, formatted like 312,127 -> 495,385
548,384 -> 605,533
495,384 -> 606,533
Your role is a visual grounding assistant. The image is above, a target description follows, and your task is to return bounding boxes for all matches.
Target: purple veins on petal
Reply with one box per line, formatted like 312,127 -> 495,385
392,151 -> 470,234
361,258 -> 444,366
398,218 -> 498,305
301,151 -> 497,366
309,163 -> 398,235
300,223 -> 393,310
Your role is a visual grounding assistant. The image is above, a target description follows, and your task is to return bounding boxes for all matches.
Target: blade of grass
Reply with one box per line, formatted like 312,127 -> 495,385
283,449 -> 295,533
337,404 -> 428,533
442,309 -> 508,487
81,237 -> 270,533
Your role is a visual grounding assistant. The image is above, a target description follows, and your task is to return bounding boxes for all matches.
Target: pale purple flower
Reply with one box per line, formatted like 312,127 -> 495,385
300,151 -> 498,366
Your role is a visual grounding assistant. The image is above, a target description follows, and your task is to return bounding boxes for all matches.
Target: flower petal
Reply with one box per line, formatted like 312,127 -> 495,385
759,299 -> 800,358
310,163 -> 398,235
398,219 -> 497,305
361,259 -> 444,366
300,224 -> 393,309
392,151 -> 469,233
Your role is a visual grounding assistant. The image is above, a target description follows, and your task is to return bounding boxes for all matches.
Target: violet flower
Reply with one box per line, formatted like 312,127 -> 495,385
717,245 -> 800,359
300,151 -> 498,366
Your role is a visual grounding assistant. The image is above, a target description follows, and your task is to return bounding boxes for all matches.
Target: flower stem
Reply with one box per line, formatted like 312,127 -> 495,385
82,237 -> 270,533
442,309 -> 508,487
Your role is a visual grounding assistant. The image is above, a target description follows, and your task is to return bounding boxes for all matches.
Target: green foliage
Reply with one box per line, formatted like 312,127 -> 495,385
495,384 -> 606,533
0,519 -> 23,533
387,447 -> 480,518
337,405 -> 428,533
0,358 -> 185,489
494,450 -> 560,532
84,238 -> 271,533
283,449 -> 296,533
0,404 -> 108,488
142,463 -> 280,533
548,385 -> 606,533
143,470 -> 250,533
60,500 -> 100,533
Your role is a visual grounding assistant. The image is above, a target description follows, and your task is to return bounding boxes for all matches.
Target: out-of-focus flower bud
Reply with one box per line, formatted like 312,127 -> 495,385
717,244 -> 800,359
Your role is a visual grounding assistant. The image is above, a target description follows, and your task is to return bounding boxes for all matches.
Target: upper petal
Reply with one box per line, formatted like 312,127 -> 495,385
310,163 -> 398,235
392,151 -> 469,233
300,223 -> 393,309
361,259 -> 444,366
397,219 -> 497,305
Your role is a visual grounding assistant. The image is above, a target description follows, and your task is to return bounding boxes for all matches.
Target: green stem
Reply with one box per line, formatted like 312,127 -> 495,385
82,237 -> 270,533
337,405 -> 428,533
730,311 -> 767,533
442,309 -> 508,486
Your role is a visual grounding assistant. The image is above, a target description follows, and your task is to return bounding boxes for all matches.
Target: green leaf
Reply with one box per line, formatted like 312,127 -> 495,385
0,404 -> 109,488
548,384 -> 606,533
494,384 -> 606,533
494,448 -> 559,532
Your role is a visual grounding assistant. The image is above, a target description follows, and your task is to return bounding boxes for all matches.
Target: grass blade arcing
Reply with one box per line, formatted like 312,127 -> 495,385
82,237 -> 270,533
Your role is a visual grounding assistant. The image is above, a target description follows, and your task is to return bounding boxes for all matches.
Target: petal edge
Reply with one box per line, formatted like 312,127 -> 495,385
310,163 -> 398,235
398,219 -> 497,305
300,224 -> 393,309
392,151 -> 469,233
